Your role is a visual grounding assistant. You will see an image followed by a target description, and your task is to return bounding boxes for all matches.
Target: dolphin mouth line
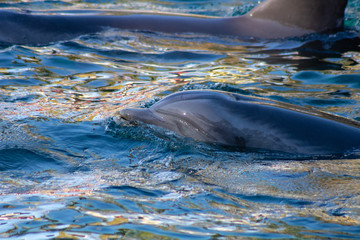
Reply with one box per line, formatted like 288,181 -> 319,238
113,115 -> 140,126
119,114 -> 132,122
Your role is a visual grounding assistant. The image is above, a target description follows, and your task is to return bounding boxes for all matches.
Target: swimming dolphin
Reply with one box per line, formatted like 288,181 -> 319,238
0,0 -> 348,45
118,90 -> 360,155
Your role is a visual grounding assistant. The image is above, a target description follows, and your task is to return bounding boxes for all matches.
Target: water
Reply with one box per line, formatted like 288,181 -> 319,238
1,0 -> 360,239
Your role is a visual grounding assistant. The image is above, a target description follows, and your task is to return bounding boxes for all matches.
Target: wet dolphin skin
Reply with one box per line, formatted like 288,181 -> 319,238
0,0 -> 348,45
119,90 -> 360,155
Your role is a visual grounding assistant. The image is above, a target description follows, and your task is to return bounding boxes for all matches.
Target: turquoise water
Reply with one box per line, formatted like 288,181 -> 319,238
1,0 -> 360,239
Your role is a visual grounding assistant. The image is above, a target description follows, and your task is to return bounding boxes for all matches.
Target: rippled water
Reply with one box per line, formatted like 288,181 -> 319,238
1,0 -> 360,239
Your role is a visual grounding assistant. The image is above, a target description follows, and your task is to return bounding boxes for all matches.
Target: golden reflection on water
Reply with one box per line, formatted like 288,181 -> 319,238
1,30 -> 358,122
0,2 -> 360,238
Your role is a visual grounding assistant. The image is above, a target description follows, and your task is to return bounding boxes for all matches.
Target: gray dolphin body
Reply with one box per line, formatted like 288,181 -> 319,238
0,0 -> 348,45
119,90 -> 360,155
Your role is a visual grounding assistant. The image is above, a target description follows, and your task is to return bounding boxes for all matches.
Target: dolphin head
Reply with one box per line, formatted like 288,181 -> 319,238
119,91 -> 246,147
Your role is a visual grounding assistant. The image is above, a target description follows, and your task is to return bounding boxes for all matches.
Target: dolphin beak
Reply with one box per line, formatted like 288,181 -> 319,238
119,108 -> 137,121
119,108 -> 160,125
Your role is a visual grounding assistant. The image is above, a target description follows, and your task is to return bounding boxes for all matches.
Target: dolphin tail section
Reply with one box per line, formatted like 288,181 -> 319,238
246,0 -> 348,33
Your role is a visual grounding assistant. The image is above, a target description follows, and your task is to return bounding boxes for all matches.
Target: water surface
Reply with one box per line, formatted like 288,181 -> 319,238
1,0 -> 360,239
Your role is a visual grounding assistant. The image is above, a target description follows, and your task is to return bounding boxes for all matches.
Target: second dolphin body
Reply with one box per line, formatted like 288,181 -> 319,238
0,0 -> 348,45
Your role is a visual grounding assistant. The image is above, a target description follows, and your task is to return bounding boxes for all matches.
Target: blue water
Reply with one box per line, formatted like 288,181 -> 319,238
1,0 -> 360,239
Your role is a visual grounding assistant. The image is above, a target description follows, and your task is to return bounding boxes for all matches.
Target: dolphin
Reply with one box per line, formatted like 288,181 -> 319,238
0,0 -> 348,45
118,90 -> 360,155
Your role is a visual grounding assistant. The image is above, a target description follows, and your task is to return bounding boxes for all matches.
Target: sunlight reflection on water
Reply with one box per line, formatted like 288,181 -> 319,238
0,0 -> 360,239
